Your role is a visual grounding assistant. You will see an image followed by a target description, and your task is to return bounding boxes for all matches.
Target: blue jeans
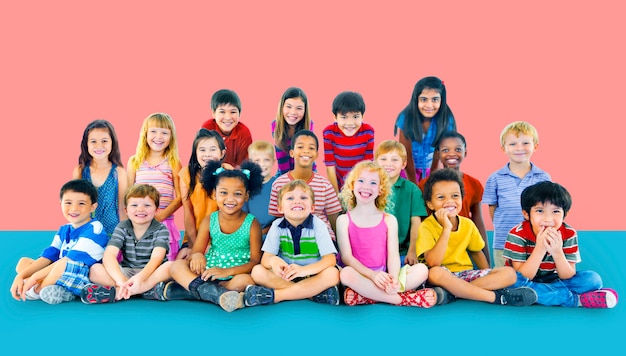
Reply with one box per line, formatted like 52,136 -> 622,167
512,270 -> 603,307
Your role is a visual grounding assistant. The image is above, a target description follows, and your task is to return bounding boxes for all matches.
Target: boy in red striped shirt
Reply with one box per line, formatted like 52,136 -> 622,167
323,91 -> 375,194
503,181 -> 618,308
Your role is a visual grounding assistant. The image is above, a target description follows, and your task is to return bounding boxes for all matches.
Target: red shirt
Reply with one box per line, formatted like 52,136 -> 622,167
201,119 -> 252,167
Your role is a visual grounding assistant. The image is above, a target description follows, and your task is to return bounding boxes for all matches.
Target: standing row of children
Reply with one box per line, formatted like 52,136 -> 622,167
11,77 -> 617,310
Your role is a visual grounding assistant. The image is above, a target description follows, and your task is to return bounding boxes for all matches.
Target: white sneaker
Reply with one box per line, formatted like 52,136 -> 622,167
40,285 -> 75,304
24,285 -> 41,300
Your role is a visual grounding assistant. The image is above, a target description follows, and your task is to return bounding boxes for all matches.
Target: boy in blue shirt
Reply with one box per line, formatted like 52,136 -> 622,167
10,179 -> 109,304
243,140 -> 277,240
483,121 -> 551,267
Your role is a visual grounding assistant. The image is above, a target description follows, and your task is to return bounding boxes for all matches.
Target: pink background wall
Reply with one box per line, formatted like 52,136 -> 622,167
1,1 -> 624,231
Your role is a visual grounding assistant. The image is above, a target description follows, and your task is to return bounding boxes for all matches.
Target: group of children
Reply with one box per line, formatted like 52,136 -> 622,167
10,77 -> 618,311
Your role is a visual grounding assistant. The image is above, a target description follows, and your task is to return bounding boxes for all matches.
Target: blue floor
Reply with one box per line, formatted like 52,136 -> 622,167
1,231 -> 624,354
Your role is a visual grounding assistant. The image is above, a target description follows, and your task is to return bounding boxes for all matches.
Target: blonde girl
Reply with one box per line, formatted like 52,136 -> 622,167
72,119 -> 128,236
271,87 -> 315,175
127,113 -> 182,261
336,160 -> 437,307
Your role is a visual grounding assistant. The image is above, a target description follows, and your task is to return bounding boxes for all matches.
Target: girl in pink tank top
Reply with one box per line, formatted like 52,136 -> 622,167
127,113 -> 183,261
336,160 -> 437,307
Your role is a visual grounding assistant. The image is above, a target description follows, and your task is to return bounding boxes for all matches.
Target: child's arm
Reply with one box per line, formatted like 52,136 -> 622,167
126,156 -> 137,187
326,166 -> 340,194
282,254 -> 336,280
120,246 -> 168,297
179,170 -> 198,246
71,165 -> 82,180
488,204 -> 496,222
385,214 -> 401,279
469,251 -> 490,270
102,245 -> 127,286
405,216 -> 422,265
156,160 -> 183,221
116,166 -> 128,221
11,257 -> 53,300
189,215 -> 211,275
398,129 -> 417,184
423,209 -> 453,267
470,202 -> 490,265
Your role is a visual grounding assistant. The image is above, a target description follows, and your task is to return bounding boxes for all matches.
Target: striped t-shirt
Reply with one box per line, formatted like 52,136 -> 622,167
503,220 -> 580,282
269,172 -> 343,240
108,219 -> 170,268
323,122 -> 374,190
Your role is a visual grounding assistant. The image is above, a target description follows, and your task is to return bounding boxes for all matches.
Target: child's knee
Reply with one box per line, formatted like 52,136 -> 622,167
339,266 -> 358,285
427,266 -> 447,284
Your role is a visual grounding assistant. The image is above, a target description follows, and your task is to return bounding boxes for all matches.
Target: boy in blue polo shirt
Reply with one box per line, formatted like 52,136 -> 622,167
483,121 -> 551,268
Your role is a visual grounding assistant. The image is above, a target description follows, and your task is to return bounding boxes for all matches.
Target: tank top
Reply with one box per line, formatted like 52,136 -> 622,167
347,211 -> 388,272
205,211 -> 254,273
135,159 -> 175,213
83,163 -> 119,235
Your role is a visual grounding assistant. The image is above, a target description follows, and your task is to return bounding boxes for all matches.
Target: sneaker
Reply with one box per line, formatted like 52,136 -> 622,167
40,285 -> 75,305
344,287 -> 376,306
219,291 -> 245,312
24,285 -> 41,300
433,287 -> 456,305
497,287 -> 537,306
142,282 -> 166,301
311,286 -> 340,305
580,288 -> 618,308
81,283 -> 116,304
244,285 -> 274,307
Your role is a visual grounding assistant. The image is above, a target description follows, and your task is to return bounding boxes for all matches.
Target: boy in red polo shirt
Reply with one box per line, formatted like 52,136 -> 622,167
201,89 -> 252,167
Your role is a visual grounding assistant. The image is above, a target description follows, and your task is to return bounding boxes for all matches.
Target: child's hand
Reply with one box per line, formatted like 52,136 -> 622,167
202,267 -> 227,281
280,264 -> 306,281
543,227 -> 563,255
177,247 -> 190,260
20,277 -> 39,302
189,253 -> 207,275
434,208 -> 453,231
384,277 -> 400,295
10,276 -> 25,301
371,271 -> 393,291
404,251 -> 418,266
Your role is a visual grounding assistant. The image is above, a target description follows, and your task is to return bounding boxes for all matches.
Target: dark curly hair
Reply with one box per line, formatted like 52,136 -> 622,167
201,159 -> 264,198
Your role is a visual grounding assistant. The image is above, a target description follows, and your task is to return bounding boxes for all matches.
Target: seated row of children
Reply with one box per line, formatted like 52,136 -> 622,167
11,128 -> 617,310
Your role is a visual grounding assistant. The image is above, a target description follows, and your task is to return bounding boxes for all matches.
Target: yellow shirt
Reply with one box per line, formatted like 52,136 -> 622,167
416,215 -> 485,272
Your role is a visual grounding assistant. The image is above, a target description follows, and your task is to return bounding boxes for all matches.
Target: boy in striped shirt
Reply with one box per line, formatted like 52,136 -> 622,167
244,180 -> 340,306
323,91 -> 375,194
80,184 -> 173,303
503,181 -> 618,308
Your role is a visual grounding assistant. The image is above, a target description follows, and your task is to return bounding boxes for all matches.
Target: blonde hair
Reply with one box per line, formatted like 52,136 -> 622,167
129,113 -> 181,171
374,140 -> 407,163
277,179 -> 315,207
339,160 -> 391,211
500,121 -> 539,146
248,140 -> 276,159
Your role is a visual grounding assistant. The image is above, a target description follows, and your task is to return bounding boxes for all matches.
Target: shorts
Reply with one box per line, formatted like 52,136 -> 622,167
447,267 -> 491,282
56,260 -> 90,296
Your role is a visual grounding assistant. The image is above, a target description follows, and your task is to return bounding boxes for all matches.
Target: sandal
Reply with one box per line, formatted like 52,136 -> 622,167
398,288 -> 436,308
344,287 -> 376,306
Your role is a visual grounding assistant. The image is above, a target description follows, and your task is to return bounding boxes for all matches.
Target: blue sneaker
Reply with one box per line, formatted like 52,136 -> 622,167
311,285 -> 340,305
244,285 -> 274,307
